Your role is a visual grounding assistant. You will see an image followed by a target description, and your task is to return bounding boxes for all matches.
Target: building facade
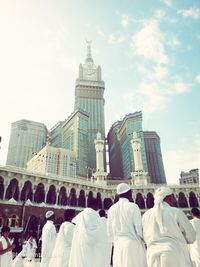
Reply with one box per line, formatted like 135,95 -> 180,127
6,120 -> 47,168
180,169 -> 199,184
143,131 -> 166,184
74,41 -> 106,170
107,112 -> 148,180
49,109 -> 89,178
0,165 -> 199,234
27,145 -> 76,178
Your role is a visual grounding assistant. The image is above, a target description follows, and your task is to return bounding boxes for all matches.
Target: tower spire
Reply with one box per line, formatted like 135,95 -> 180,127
85,40 -> 93,63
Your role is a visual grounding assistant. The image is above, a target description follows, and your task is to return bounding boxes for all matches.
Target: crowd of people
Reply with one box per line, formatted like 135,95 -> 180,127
0,183 -> 200,267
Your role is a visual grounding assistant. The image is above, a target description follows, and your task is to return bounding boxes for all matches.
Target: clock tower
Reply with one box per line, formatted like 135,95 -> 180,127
74,41 -> 106,171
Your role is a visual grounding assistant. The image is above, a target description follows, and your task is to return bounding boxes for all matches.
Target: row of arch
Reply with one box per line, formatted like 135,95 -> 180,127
0,177 -> 200,210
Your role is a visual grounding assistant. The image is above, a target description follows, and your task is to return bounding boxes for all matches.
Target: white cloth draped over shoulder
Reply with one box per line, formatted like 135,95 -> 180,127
49,221 -> 75,267
98,217 -> 112,267
189,217 -> 200,267
142,202 -> 196,267
68,208 -> 102,267
0,236 -> 13,267
107,198 -> 147,267
40,220 -> 57,267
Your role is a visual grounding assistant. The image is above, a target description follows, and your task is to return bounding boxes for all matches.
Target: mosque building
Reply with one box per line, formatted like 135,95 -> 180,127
2,43 -> 199,233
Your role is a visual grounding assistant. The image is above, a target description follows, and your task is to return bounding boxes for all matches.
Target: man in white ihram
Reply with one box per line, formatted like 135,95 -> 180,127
107,183 -> 147,267
69,198 -> 102,267
49,209 -> 75,267
99,209 -> 112,267
189,207 -> 200,267
142,186 -> 196,267
40,211 -> 57,267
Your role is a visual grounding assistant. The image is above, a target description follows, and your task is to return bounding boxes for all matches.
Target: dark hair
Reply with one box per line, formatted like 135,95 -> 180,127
64,209 -> 75,222
1,226 -> 10,235
191,207 -> 200,218
99,209 -> 106,217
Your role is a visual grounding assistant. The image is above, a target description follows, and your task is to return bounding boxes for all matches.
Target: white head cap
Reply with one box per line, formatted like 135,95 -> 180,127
117,183 -> 131,195
154,187 -> 173,205
45,210 -> 54,219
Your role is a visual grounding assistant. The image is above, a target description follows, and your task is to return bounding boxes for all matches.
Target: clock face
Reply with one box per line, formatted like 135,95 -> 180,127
85,69 -> 96,80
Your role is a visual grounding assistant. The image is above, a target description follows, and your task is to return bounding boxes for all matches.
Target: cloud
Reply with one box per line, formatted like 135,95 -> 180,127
97,29 -> 126,44
131,19 -> 170,65
196,73 -> 200,83
123,79 -> 190,114
120,14 -> 131,28
168,36 -> 180,49
162,0 -> 172,7
178,8 -> 200,19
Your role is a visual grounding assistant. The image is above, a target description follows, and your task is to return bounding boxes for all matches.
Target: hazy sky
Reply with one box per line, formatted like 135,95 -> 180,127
0,0 -> 200,184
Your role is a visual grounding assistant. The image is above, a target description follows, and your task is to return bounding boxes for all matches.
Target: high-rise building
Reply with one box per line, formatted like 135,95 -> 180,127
180,169 -> 199,184
143,131 -> 166,184
27,145 -> 76,178
74,41 -> 106,170
107,112 -> 148,180
49,109 -> 89,178
6,120 -> 47,168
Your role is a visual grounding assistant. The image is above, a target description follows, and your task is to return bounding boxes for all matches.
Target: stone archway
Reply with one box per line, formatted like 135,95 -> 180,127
34,183 -> 45,203
135,193 -> 145,209
46,185 -> 56,205
78,189 -> 86,207
58,186 -> 68,206
5,178 -> 19,200
146,192 -> 154,209
0,176 -> 4,199
103,198 -> 113,210
96,192 -> 102,209
68,188 -> 77,206
20,181 -> 33,201
189,191 -> 199,207
178,192 -> 188,208
87,191 -> 94,207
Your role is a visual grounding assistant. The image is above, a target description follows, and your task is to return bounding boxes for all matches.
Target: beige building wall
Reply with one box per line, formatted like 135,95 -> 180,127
27,145 -> 76,178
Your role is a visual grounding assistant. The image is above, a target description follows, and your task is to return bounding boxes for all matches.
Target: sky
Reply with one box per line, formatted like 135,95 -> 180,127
0,0 -> 200,184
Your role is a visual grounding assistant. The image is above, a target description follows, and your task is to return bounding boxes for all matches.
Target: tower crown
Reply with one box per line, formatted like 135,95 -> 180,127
85,40 -> 94,63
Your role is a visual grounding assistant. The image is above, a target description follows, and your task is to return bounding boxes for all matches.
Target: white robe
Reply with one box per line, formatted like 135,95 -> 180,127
68,208 -> 102,267
40,220 -> 57,267
99,217 -> 112,267
49,221 -> 74,267
189,217 -> 200,267
142,202 -> 196,267
12,251 -> 25,267
107,198 -> 147,267
0,236 -> 13,267
25,237 -> 37,261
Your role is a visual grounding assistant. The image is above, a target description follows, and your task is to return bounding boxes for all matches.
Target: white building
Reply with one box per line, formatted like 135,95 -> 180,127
180,169 -> 199,185
27,145 -> 76,178
6,120 -> 47,168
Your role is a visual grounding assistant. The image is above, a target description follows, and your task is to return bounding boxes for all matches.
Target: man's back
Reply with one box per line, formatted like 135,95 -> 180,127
41,220 -> 56,267
107,198 -> 147,267
142,202 -> 195,267
107,198 -> 143,241
143,203 -> 195,246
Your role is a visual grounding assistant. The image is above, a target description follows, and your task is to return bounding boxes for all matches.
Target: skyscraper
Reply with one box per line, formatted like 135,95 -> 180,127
143,131 -> 166,184
107,112 -> 148,180
49,109 -> 89,178
6,119 -> 47,168
74,41 -> 106,170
